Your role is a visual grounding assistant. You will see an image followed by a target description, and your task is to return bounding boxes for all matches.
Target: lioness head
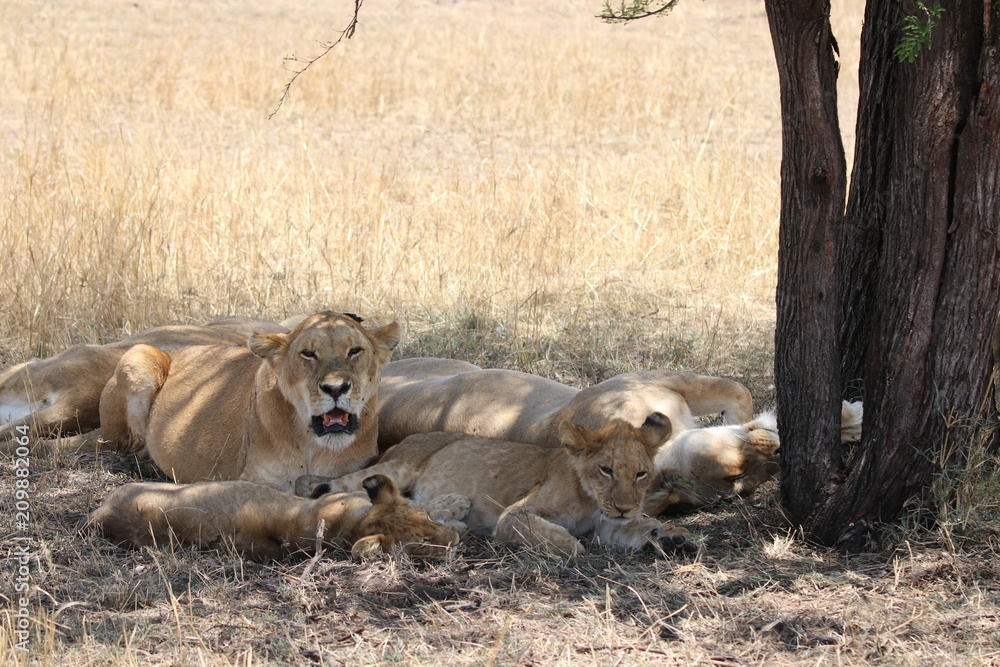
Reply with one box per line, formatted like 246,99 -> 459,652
313,474 -> 460,558
558,412 -> 673,523
655,411 -> 780,510
248,312 -> 401,450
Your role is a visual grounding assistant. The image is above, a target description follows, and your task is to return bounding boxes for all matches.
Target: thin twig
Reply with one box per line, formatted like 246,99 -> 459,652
301,518 -> 327,579
269,0 -> 364,119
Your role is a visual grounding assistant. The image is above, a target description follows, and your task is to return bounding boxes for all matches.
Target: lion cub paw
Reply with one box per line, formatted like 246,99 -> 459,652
649,523 -> 698,557
418,493 -> 472,535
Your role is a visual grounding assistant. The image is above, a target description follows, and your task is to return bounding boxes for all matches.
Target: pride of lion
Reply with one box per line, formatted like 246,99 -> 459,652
1,311 -> 863,559
297,413 -> 696,556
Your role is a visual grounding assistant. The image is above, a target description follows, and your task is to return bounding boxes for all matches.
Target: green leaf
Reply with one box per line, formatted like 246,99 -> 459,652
894,2 -> 945,63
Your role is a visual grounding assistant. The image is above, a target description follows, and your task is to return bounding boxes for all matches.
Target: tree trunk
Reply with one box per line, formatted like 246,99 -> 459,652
763,0 -> 848,530
771,0 -> 1000,548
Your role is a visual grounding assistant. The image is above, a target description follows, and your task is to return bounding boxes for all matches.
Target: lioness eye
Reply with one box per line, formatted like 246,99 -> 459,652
600,466 -> 614,478
348,346 -> 364,357
300,350 -> 318,360
636,471 -> 648,482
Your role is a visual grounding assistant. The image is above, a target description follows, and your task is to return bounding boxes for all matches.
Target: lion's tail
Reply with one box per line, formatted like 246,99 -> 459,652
840,400 -> 863,443
742,403 -> 862,444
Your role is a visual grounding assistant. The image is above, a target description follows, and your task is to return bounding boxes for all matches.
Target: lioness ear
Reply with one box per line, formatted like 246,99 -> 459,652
369,322 -> 403,362
639,412 -> 673,451
559,420 -> 589,458
350,535 -> 385,559
362,474 -> 401,505
248,332 -> 289,359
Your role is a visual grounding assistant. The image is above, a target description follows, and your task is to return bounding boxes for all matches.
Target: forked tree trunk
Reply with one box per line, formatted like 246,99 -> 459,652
763,0 -> 847,533
767,0 -> 1000,549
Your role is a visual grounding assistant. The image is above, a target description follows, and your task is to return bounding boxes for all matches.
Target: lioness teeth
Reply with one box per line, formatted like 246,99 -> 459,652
323,409 -> 349,427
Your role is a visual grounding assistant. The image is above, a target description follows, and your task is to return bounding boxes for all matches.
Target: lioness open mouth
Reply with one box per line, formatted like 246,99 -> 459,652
311,408 -> 359,437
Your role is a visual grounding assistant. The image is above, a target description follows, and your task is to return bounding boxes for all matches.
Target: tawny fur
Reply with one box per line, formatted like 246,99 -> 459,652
3,324 -> 866,509
297,414 -> 695,558
377,359 -> 866,512
840,400 -> 863,443
376,358 -> 755,452
0,319 -> 287,443
646,411 -> 780,513
83,474 -> 459,560
99,312 -> 401,490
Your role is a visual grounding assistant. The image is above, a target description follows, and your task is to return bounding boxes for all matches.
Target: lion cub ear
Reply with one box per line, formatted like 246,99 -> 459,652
362,474 -> 402,506
350,534 -> 386,559
638,412 -> 673,451
559,420 -> 593,458
369,321 -> 403,362
248,332 -> 289,359
309,483 -> 332,500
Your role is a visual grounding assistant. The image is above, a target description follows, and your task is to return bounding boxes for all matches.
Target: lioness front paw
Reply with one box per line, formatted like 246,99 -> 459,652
649,524 -> 698,557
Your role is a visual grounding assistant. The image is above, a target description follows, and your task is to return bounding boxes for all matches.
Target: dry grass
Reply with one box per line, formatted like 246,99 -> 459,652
4,450 -> 1000,666
0,0 -> 795,363
3,0 -> 1000,664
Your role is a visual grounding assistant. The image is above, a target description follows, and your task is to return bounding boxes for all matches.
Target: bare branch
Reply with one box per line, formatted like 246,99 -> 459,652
597,0 -> 680,23
269,0 -> 364,119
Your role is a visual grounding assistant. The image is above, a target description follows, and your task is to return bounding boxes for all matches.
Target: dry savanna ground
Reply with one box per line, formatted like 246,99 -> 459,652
2,0 -> 1000,664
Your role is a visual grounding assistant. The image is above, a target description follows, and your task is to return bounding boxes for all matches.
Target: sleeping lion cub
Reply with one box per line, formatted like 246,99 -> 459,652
299,413 -> 697,557
84,474 -> 460,560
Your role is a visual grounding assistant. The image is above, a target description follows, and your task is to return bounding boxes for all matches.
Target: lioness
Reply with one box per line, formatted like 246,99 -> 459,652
299,413 -> 696,557
374,358 -> 772,509
99,312 -> 401,490
0,318 -> 288,443
645,411 -> 780,513
376,358 -> 755,450
374,359 -> 863,512
83,474 -> 460,560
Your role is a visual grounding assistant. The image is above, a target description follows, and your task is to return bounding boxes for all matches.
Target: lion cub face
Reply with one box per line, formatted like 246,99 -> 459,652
349,475 -> 461,557
248,312 -> 401,450
313,474 -> 460,558
559,412 -> 672,522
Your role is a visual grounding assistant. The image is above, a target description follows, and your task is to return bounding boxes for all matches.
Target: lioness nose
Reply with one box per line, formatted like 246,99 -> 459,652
320,380 -> 352,398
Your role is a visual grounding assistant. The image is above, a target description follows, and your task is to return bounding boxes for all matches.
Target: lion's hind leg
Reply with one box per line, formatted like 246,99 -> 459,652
841,400 -> 863,443
99,344 -> 172,458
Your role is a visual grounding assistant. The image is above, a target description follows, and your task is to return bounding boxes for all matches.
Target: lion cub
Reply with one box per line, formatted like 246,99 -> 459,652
84,474 -> 460,560
299,413 -> 696,557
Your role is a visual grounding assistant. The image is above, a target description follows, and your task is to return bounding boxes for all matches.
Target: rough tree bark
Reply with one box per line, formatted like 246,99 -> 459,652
768,0 -> 1000,548
762,0 -> 847,533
